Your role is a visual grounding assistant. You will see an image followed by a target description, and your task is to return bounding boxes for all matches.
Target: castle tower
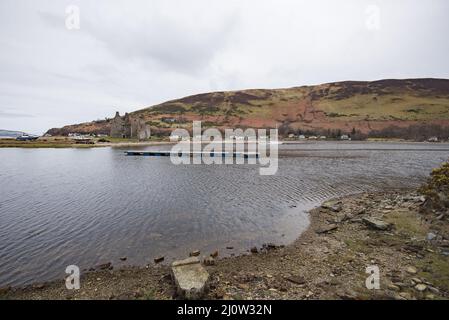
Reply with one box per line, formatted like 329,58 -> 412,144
110,111 -> 126,138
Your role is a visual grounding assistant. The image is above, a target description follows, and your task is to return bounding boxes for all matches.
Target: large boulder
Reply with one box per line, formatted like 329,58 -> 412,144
171,257 -> 210,299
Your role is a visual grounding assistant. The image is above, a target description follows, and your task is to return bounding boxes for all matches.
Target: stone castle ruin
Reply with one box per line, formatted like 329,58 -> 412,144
110,112 -> 151,140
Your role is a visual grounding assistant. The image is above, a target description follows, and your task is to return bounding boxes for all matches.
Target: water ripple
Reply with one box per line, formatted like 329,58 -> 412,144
0,143 -> 448,286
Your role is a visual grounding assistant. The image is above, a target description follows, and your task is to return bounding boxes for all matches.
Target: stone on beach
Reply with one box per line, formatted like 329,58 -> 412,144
415,284 -> 427,292
362,217 -> 392,231
96,262 -> 112,270
189,250 -> 200,257
204,256 -> 215,266
315,224 -> 338,234
426,232 -> 437,241
406,266 -> 418,274
171,257 -> 210,299
285,275 -> 306,285
322,200 -> 342,212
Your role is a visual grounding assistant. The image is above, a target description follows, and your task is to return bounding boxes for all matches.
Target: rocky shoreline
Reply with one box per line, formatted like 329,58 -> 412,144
1,188 -> 448,300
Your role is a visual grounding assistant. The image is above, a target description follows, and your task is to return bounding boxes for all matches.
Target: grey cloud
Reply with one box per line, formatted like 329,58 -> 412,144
38,4 -> 239,75
38,11 -> 64,29
82,14 -> 239,75
0,111 -> 35,118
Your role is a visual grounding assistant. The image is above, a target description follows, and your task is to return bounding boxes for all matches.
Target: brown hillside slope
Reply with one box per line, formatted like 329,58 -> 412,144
47,78 -> 449,138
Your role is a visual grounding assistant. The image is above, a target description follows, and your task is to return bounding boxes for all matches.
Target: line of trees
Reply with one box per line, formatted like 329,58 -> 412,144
367,124 -> 449,141
149,123 -> 449,141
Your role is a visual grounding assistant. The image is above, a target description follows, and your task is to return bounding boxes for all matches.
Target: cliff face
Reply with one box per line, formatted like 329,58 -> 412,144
46,78 -> 449,138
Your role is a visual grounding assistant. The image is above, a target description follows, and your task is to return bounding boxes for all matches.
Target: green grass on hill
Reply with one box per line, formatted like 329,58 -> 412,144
317,94 -> 449,121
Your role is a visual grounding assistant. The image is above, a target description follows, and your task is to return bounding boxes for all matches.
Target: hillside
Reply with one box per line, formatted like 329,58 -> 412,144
0,130 -> 26,138
46,120 -> 110,137
46,78 -> 449,139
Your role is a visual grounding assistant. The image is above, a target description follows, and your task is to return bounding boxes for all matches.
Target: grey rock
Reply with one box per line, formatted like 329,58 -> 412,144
399,292 -> 413,300
171,257 -> 210,299
428,286 -> 440,294
322,203 -> 341,212
154,256 -> 164,263
336,289 -> 358,300
426,232 -> 437,241
250,247 -> 258,254
32,283 -> 46,290
189,250 -> 201,257
411,277 -> 422,284
415,284 -> 427,292
285,275 -> 306,285
204,257 -> 215,266
96,262 -> 112,270
362,217 -> 392,231
406,266 -> 418,274
263,243 -> 277,250
322,200 -> 342,212
315,224 -> 338,234
387,284 -> 401,292
393,282 -> 408,288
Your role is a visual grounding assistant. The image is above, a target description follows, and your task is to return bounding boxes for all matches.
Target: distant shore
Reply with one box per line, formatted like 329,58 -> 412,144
1,136 -> 448,149
2,187 -> 447,300
0,137 -> 175,149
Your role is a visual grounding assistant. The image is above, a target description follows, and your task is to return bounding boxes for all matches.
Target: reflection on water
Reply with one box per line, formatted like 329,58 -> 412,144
0,142 -> 448,286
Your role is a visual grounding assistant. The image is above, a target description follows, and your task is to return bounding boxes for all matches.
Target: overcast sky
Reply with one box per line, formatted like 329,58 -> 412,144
1,0 -> 448,134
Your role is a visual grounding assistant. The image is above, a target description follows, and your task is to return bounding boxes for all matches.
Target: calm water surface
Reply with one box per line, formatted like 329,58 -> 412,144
0,141 -> 448,286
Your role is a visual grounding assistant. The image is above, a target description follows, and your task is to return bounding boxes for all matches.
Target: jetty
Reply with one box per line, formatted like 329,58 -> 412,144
125,150 -> 260,158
